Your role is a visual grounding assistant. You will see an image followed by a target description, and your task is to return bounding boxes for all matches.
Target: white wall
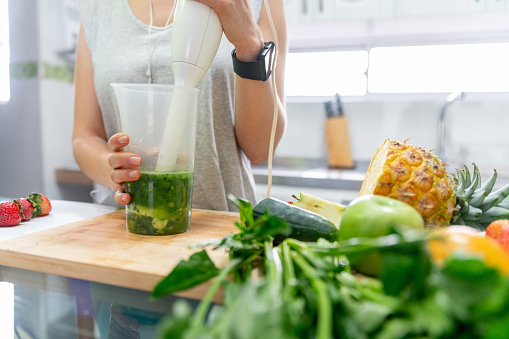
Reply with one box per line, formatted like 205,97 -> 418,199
277,97 -> 509,176
0,0 -> 43,199
0,0 -> 86,202
38,0 -> 85,202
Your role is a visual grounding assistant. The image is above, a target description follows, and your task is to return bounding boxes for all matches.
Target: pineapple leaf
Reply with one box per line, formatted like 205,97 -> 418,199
478,206 -> 509,226
461,206 -> 482,221
459,203 -> 469,214
452,216 -> 465,225
480,183 -> 509,212
496,197 -> 509,210
463,220 -> 484,231
464,166 -> 481,199
469,189 -> 486,208
455,169 -> 466,194
463,165 -> 472,189
475,168 -> 498,197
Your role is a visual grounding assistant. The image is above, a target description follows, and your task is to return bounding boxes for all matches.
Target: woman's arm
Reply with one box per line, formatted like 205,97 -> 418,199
72,23 -> 141,204
197,0 -> 288,165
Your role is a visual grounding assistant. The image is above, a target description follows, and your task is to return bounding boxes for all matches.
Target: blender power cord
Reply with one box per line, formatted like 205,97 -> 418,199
262,0 -> 279,198
147,0 -> 177,83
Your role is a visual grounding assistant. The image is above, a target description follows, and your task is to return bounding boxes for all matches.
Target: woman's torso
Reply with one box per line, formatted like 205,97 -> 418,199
80,0 -> 263,211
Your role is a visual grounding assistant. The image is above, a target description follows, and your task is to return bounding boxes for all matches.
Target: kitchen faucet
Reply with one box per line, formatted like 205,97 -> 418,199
436,91 -> 465,161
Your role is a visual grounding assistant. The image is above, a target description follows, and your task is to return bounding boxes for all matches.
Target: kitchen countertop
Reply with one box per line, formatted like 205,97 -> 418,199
252,158 -> 370,191
0,200 -> 239,338
0,201 -> 238,296
252,157 -> 509,192
0,200 -> 116,242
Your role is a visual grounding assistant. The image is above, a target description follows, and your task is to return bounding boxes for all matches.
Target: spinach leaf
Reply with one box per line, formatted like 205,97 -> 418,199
379,243 -> 431,297
227,194 -> 253,228
152,250 -> 219,298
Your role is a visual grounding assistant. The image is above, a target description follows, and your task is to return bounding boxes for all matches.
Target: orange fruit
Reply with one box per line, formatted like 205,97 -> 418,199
486,219 -> 509,255
486,219 -> 509,238
426,225 -> 509,276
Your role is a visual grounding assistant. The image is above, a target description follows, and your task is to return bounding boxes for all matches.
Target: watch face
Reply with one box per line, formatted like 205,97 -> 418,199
262,42 -> 276,80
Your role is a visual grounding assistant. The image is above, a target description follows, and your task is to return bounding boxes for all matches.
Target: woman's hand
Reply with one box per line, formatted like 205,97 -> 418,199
195,0 -> 264,62
107,133 -> 141,205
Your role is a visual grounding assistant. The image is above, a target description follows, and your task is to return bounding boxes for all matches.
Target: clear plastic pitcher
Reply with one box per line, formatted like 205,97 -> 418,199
112,83 -> 200,236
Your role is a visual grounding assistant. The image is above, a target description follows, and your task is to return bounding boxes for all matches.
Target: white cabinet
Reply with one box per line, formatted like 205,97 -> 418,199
416,0 -> 463,16
487,0 -> 507,11
334,0 -> 380,20
285,0 -> 509,24
287,9 -> 509,50
463,0 -> 488,13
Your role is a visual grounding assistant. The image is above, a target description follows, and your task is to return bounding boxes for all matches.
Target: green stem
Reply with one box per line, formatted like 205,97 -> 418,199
187,250 -> 262,338
264,241 -> 277,278
188,258 -> 242,336
291,251 -> 332,339
287,235 -> 424,257
336,272 -> 400,309
282,241 -> 296,283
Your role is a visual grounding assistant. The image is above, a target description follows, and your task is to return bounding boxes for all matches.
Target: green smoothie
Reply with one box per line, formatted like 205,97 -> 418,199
125,171 -> 194,235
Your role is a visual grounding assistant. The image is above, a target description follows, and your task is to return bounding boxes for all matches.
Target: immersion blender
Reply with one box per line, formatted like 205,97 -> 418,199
156,0 -> 223,171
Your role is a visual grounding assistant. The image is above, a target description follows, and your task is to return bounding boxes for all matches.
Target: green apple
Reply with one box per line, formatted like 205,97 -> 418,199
340,194 -> 424,240
339,194 -> 425,275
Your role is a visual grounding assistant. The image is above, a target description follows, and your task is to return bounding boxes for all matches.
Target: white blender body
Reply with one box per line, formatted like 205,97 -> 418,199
156,0 -> 223,171
172,0 -> 223,87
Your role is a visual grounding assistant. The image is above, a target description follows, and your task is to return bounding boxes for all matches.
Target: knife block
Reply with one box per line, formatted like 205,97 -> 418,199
325,116 -> 355,168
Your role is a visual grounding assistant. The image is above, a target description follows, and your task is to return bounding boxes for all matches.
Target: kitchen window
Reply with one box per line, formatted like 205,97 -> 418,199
286,42 -> 509,99
368,42 -> 509,94
285,50 -> 368,97
0,0 -> 9,103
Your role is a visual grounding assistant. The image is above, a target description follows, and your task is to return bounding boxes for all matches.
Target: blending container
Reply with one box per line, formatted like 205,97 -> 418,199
112,83 -> 200,236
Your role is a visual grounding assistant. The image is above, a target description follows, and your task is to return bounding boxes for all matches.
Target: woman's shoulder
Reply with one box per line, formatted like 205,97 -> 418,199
80,0 -> 127,42
79,0 -> 124,24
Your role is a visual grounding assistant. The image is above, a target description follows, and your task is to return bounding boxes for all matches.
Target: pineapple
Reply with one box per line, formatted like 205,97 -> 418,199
359,139 -> 509,230
451,164 -> 509,229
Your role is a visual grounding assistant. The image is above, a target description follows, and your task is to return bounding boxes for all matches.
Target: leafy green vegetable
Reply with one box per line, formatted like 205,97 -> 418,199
151,196 -> 509,339
152,250 -> 219,298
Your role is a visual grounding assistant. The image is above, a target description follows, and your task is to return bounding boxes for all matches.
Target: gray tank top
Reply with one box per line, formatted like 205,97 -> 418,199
79,0 -> 262,211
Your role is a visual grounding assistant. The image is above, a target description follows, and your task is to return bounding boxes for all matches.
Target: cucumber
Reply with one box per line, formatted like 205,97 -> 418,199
253,197 -> 339,243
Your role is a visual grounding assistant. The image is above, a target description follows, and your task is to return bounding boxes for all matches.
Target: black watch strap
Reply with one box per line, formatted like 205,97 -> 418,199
231,42 -> 275,81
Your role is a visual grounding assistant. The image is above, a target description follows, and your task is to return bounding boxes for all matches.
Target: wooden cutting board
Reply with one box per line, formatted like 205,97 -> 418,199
0,209 -> 240,301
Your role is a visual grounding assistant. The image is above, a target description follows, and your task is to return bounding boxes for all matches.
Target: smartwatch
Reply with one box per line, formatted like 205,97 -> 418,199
231,41 -> 275,81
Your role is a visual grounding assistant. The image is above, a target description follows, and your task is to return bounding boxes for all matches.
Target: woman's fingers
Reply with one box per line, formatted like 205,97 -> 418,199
110,166 -> 140,184
106,133 -> 141,205
115,190 -> 131,205
108,152 -> 141,170
107,133 -> 142,170
108,133 -> 129,152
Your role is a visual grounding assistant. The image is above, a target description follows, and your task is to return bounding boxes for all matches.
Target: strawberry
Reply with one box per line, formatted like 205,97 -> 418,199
486,219 -> 509,254
15,197 -> 36,221
28,193 -> 52,216
0,201 -> 23,227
